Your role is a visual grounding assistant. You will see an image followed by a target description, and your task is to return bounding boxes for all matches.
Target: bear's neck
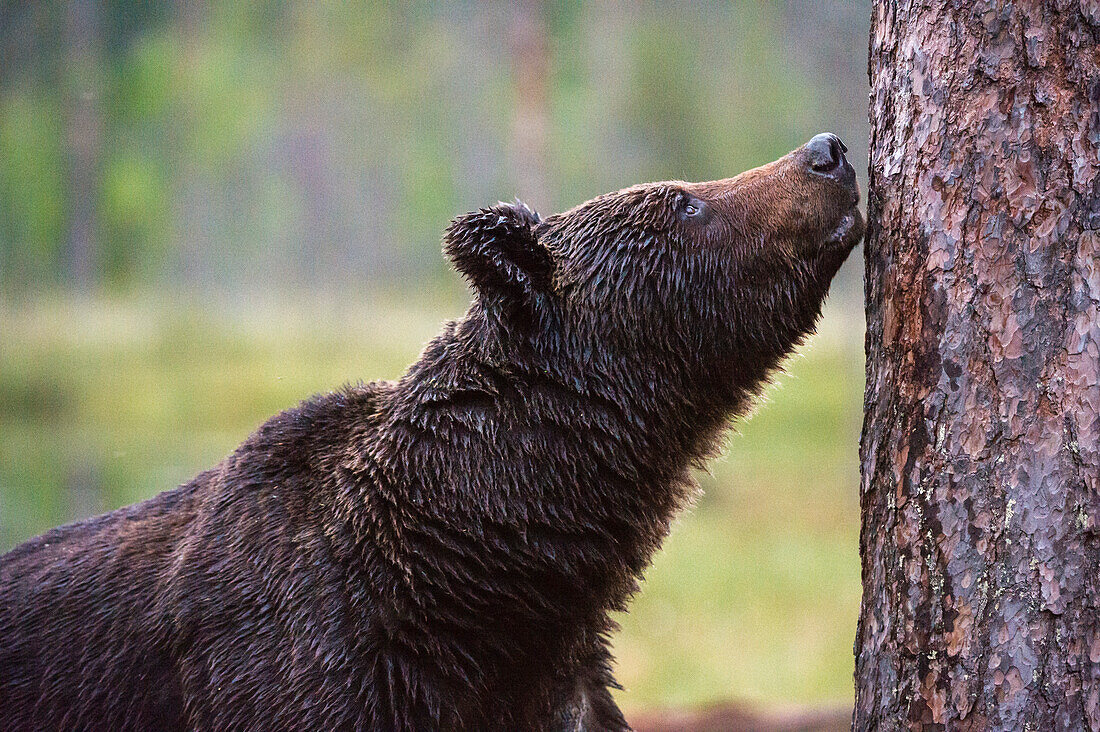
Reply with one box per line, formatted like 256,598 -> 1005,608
376,297 -> 803,593
342,246 -> 849,710
351,274 -> 835,700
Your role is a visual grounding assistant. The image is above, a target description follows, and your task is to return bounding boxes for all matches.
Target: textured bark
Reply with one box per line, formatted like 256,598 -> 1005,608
856,2 -> 1100,730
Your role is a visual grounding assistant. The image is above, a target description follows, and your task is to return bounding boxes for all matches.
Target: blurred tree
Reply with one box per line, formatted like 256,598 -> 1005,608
508,0 -> 551,212
1,1 -> 863,298
626,18 -> 707,182
856,1 -> 1100,728
174,0 -> 210,289
63,0 -> 104,291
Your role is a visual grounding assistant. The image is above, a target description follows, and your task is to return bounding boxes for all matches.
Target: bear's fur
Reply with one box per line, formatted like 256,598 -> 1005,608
0,136 -> 862,731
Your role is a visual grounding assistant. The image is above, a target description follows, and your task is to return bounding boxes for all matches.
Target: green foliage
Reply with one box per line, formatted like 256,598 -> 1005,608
0,2 -> 867,293
614,339 -> 863,709
99,153 -> 170,281
0,93 -> 65,285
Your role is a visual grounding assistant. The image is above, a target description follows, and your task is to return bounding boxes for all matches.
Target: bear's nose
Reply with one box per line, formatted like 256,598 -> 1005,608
805,133 -> 847,174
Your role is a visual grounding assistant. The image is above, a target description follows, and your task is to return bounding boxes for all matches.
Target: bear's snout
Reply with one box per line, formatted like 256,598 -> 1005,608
802,132 -> 858,201
804,133 -> 845,174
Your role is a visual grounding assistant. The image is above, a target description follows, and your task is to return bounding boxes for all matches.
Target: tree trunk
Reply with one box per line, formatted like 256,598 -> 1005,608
856,2 -> 1100,730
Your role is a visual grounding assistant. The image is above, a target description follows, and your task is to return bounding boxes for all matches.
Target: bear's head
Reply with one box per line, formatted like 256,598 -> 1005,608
443,133 -> 863,403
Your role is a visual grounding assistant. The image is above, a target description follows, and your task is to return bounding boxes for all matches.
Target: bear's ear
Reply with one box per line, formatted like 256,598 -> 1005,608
443,200 -> 553,301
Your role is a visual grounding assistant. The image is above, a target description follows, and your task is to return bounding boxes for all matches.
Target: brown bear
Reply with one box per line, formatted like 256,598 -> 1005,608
0,134 -> 862,731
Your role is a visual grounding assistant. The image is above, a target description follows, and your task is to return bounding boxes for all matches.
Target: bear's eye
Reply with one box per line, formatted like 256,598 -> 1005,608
678,195 -> 706,221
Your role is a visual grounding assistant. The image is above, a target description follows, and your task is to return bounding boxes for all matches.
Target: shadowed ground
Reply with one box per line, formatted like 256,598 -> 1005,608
631,702 -> 850,731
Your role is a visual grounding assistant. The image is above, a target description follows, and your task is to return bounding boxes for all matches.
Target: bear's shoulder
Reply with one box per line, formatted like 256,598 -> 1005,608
225,380 -> 394,477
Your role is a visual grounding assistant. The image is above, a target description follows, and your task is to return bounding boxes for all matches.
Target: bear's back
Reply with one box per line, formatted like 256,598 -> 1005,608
0,382 -> 392,731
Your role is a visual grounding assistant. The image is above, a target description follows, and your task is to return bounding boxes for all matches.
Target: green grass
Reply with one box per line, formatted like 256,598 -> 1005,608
0,295 -> 864,713
613,333 -> 864,711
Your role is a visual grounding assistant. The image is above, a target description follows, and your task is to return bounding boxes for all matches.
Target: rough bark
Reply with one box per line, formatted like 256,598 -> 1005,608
856,2 -> 1100,730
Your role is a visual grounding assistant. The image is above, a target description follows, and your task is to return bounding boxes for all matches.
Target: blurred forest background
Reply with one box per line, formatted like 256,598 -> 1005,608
0,0 -> 869,717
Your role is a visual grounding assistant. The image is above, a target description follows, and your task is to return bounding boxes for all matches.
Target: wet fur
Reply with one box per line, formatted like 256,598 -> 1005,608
0,144 -> 861,731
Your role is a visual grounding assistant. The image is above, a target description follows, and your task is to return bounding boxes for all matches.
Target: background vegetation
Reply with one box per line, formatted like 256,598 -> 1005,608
1,0 -> 869,716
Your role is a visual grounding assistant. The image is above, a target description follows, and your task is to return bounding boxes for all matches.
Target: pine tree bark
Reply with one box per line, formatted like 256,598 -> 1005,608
856,2 -> 1100,730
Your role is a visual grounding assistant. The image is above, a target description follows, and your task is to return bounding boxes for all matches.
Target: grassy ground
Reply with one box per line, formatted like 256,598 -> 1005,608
0,295 -> 864,714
